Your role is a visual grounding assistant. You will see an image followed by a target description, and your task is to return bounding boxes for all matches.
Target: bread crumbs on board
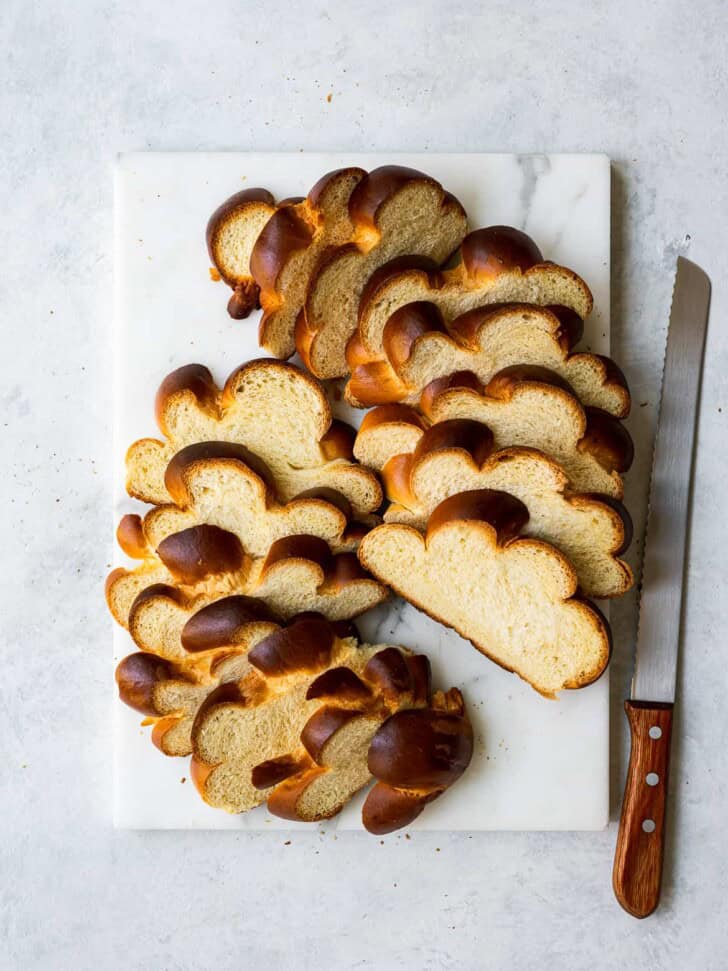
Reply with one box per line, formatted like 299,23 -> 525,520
209,267 -> 222,282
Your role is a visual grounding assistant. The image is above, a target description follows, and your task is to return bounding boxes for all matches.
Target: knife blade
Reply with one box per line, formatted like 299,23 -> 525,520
613,256 -> 711,919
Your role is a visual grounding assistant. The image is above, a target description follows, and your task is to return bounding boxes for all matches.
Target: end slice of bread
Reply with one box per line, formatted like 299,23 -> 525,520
358,489 -> 612,697
207,188 -> 278,318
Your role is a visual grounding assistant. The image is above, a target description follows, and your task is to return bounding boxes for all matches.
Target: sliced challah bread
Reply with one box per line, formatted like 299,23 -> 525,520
358,490 -> 612,697
346,301 -> 630,417
294,168 -> 467,378
355,226 -> 593,357
206,188 -> 279,319
121,442 -> 364,559
125,359 -> 382,514
250,166 -> 466,375
354,368 -> 633,499
115,614 -> 358,757
360,417 -> 632,598
251,167 -> 367,359
192,629 -> 472,827
106,526 -> 388,635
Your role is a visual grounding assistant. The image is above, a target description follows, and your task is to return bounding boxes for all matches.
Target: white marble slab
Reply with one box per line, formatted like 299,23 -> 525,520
113,152 -> 611,830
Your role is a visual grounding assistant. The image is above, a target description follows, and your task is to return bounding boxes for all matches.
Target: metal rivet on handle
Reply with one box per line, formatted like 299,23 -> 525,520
642,819 -> 656,833
649,726 -> 663,739
646,773 -> 660,786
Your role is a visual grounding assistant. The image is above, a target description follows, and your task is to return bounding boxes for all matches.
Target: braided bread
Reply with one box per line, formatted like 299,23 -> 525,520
354,368 -> 633,499
345,300 -> 630,417
125,359 -> 381,514
359,489 -> 611,697
355,415 -> 632,598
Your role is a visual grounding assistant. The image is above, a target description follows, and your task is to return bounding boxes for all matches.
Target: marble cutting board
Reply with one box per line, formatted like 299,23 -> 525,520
113,152 -> 611,831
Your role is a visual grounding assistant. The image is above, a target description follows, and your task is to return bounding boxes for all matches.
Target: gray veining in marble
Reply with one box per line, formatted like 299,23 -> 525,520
2,0 -> 727,968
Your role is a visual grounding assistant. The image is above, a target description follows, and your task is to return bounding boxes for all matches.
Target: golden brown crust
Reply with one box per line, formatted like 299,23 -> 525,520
357,255 -> 443,324
251,753 -> 312,790
154,364 -> 218,436
116,514 -> 150,559
250,204 -> 315,296
426,489 -> 529,545
156,525 -> 245,584
358,403 -> 426,438
422,366 -> 634,478
300,705 -> 363,762
164,440 -> 276,504
348,165 -> 462,228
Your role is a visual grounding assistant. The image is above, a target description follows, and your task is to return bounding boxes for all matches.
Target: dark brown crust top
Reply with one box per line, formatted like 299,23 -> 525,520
300,706 -> 362,762
383,302 -> 448,369
420,370 -> 484,417
305,666 -> 374,703
164,440 -> 276,505
357,403 -> 427,438
348,165 -> 465,230
363,647 -> 414,703
367,692 -> 473,789
181,595 -> 280,653
484,363 -> 576,399
460,226 -> 543,280
581,407 -> 635,473
251,753 -> 311,791
260,535 -> 372,588
413,419 -> 495,468
156,525 -> 245,584
306,166 -> 367,209
426,489 -> 530,545
155,364 -> 218,436
247,616 -> 338,677
250,204 -> 315,295
115,652 -> 178,715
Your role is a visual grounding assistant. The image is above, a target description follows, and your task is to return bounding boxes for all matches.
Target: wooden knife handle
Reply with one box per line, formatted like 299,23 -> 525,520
613,700 -> 674,918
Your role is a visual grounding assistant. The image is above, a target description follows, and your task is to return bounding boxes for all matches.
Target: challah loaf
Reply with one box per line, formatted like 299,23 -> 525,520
345,301 -> 630,417
355,225 -> 592,357
206,188 -> 278,319
359,417 -> 632,598
358,489 -> 611,697
125,360 -> 382,514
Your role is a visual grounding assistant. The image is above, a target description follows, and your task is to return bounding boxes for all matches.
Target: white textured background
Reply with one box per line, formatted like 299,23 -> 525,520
1,2 -> 726,969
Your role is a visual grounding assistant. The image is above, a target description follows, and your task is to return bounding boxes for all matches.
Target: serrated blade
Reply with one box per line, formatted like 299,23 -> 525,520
632,257 -> 711,702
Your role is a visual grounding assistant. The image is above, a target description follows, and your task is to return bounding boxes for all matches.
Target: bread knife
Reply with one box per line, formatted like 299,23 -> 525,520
612,257 -> 711,918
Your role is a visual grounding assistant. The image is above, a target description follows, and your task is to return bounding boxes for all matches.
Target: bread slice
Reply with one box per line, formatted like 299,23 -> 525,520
192,634 -> 471,827
294,168 -> 467,378
124,442 -> 364,558
358,490 -> 612,697
355,368 -> 633,499
367,418 -> 633,598
125,359 -> 382,514
206,188 -> 278,319
355,226 -> 593,357
106,526 -> 388,634
346,301 -> 630,417
251,167 -> 367,359
361,687 -> 472,834
250,166 -> 466,375
115,615 -> 358,756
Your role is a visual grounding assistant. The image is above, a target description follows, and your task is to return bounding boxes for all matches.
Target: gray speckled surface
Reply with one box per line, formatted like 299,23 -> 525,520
1,1 -> 726,968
